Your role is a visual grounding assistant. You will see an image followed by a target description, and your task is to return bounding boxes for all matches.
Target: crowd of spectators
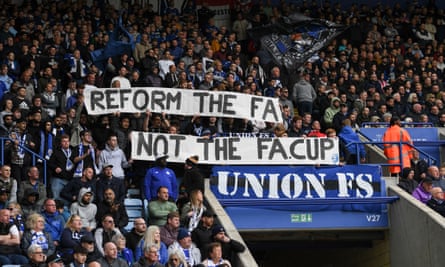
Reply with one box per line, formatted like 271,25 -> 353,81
0,0 -> 444,265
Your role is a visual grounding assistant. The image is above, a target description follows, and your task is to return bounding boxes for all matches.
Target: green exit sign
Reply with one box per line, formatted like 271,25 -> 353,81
291,213 -> 313,223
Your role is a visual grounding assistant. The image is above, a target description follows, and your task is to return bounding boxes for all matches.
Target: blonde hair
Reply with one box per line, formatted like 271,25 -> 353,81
25,213 -> 44,230
65,214 -> 81,229
141,225 -> 161,250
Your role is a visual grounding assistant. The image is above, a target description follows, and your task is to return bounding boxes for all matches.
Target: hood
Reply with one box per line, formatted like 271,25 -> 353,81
330,97 -> 340,106
104,144 -> 119,152
78,187 -> 94,205
24,188 -> 39,200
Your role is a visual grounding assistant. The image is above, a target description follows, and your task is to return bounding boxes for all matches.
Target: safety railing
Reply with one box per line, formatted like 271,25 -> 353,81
0,136 -> 47,184
360,122 -> 435,128
346,140 -> 438,172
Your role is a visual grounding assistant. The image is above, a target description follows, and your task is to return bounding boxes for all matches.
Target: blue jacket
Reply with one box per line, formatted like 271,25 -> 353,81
339,126 -> 366,158
43,211 -> 66,242
144,166 -> 178,201
135,239 -> 168,264
118,247 -> 134,266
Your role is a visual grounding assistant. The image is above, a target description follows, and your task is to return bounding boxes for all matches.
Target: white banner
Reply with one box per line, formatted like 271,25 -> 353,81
131,132 -> 340,165
84,87 -> 282,123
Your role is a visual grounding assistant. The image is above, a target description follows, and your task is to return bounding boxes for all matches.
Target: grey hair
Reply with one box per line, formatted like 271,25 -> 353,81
27,243 -> 43,256
144,243 -> 159,253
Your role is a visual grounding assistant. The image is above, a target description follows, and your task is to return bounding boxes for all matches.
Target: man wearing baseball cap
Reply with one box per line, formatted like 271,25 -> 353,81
212,224 -> 245,263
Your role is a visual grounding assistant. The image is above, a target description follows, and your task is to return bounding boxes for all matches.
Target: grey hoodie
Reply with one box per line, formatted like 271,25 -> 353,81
70,187 -> 97,230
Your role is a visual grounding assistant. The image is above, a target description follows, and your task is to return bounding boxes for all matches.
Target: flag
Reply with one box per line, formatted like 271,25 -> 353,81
249,13 -> 347,73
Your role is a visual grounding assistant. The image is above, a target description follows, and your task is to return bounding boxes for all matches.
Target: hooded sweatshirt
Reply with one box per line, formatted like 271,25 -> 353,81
70,187 -> 97,230
323,97 -> 341,126
98,144 -> 129,179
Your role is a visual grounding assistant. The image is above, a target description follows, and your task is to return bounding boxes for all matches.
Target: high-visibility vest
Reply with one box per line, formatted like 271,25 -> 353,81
382,125 -> 413,174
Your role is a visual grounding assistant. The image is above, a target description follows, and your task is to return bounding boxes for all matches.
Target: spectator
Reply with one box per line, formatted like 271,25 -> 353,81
382,116 -> 413,177
97,242 -> 129,267
41,198 -> 65,246
46,253 -> 64,267
167,228 -> 201,267
96,164 -> 126,204
0,164 -> 18,202
143,154 -> 178,201
398,167 -> 418,195
70,187 -> 97,232
0,208 -> 28,265
338,119 -> 366,164
201,242 -> 232,267
292,71 -> 317,116
59,214 -> 86,263
21,213 -> 55,257
427,165 -> 445,191
181,155 -> 204,197
133,243 -> 164,267
24,244 -> 46,267
96,188 -> 128,231
19,188 -> 41,218
98,133 -> 131,180
160,211 -> 180,247
211,225 -> 245,264
165,249 -> 188,267
192,210 -> 217,259
80,233 -> 102,264
412,177 -> 433,204
180,189 -> 207,232
69,245 -> 89,267
60,167 -> 96,205
70,130 -> 99,178
111,233 -> 134,267
94,215 -> 122,256
48,134 -> 75,201
125,217 -> 147,257
426,187 -> 445,217
410,150 -> 428,183
135,225 -> 168,264
148,186 -> 178,226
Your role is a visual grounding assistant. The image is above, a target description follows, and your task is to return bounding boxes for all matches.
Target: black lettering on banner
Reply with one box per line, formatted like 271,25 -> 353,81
250,97 -> 262,118
215,139 -> 228,160
209,94 -> 223,112
257,138 -> 272,159
320,138 -> 334,160
228,138 -> 241,160
263,99 -> 280,121
193,92 -> 208,113
307,139 -> 319,160
90,91 -> 105,111
136,132 -> 152,156
166,91 -> 181,110
152,90 -> 166,109
223,94 -> 236,115
290,139 -> 305,160
153,134 -> 168,156
268,139 -> 287,160
105,89 -> 119,109
170,135 -> 186,156
133,89 -> 149,110
197,138 -> 212,160
119,89 -> 132,108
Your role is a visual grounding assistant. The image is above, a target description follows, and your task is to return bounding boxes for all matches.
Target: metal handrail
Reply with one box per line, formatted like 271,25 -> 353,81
346,140 -> 436,171
361,122 -> 434,128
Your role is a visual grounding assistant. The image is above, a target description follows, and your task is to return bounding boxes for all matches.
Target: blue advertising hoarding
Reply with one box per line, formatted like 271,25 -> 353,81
211,165 -> 389,230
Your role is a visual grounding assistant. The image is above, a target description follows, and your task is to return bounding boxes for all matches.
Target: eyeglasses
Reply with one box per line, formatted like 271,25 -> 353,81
171,258 -> 179,261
